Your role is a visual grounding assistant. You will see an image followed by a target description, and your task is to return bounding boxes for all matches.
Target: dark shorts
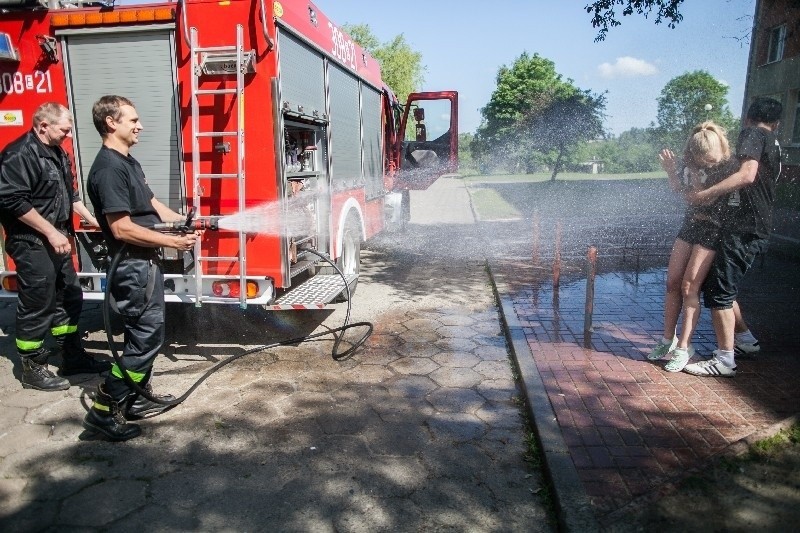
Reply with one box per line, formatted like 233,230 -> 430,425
676,217 -> 720,250
702,231 -> 768,309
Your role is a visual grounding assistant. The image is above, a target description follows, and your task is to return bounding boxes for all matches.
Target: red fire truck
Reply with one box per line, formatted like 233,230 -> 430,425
0,0 -> 458,309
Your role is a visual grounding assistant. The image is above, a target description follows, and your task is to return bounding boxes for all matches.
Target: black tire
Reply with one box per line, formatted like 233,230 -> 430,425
320,213 -> 361,302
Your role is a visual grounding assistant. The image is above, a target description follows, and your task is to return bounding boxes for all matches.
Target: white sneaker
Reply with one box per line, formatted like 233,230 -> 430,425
647,337 -> 677,360
683,354 -> 737,378
664,346 -> 695,373
734,340 -> 760,356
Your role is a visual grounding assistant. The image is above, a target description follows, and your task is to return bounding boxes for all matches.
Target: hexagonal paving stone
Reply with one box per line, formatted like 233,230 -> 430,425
389,357 -> 440,376
394,342 -> 441,358
0,424 -> 54,458
472,334 -> 507,348
401,318 -> 442,331
60,479 -> 147,527
475,402 -> 523,428
425,412 -> 486,443
397,329 -> 441,345
386,375 -> 439,397
473,344 -> 510,361
356,347 -> 402,365
436,325 -> 479,339
476,378 -> 518,403
474,360 -> 512,379
341,364 -> 394,385
438,314 -> 477,327
435,338 -> 478,353
428,367 -> 482,388
426,388 -> 486,413
431,351 -> 481,369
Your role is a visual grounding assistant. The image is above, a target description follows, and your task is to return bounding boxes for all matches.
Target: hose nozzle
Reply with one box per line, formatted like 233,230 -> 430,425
151,208 -> 219,233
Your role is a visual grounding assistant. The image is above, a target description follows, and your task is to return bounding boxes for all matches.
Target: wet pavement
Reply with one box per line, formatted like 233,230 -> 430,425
406,176 -> 800,528
0,180 -> 552,531
1,176 -> 798,531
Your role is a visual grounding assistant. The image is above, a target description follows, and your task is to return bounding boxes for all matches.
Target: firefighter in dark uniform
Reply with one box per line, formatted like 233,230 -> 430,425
83,95 -> 197,441
0,103 -> 110,391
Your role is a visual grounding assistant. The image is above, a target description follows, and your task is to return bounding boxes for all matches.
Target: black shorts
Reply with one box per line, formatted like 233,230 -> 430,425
676,217 -> 720,251
701,231 -> 768,309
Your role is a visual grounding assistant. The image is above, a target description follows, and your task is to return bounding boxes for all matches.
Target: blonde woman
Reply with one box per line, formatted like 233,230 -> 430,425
648,122 -> 740,372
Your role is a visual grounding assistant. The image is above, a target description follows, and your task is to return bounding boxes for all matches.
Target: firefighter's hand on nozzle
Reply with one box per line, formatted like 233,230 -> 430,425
48,230 -> 71,255
171,232 -> 198,251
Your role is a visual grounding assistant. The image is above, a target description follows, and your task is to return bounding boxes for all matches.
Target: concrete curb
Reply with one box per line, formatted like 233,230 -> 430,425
487,262 -> 600,533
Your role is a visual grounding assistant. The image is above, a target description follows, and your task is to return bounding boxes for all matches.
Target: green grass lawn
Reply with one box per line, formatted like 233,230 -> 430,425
465,173 -> 680,221
463,171 -> 664,185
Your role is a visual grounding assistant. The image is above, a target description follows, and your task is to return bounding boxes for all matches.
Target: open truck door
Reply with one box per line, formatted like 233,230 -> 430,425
395,91 -> 458,190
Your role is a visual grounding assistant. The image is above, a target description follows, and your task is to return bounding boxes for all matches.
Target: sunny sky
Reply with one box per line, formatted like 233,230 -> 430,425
319,0 -> 757,137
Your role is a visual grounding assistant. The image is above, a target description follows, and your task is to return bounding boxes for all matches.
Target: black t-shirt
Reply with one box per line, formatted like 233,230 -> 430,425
722,126 -> 782,237
679,157 -> 740,224
87,146 -> 161,254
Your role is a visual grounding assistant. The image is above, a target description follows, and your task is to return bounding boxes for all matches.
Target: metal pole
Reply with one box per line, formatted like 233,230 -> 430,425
532,211 -> 540,265
553,220 -> 562,287
584,246 -> 597,346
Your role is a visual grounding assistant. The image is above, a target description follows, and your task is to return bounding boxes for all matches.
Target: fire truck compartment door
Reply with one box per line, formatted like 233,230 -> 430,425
63,29 -> 183,212
396,91 -> 458,190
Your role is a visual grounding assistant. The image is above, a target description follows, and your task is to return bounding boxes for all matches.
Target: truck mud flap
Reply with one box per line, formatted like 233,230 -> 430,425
269,273 -> 357,309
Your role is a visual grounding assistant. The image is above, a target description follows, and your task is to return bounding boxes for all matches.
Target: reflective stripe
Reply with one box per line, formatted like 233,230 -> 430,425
111,363 -> 146,383
92,401 -> 110,412
51,324 -> 78,336
16,338 -> 44,351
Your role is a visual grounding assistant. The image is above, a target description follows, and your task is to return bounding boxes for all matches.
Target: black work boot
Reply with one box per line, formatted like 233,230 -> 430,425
124,383 -> 176,420
83,385 -> 142,441
20,355 -> 70,391
54,334 -> 112,376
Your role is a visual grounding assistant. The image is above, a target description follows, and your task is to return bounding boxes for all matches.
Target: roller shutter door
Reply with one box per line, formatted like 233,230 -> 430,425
278,31 -> 325,117
362,86 -> 382,200
64,30 -> 182,211
328,64 -> 361,185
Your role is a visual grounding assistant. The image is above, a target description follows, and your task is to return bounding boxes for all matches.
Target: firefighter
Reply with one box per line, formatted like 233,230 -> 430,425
0,102 -> 110,391
82,96 -> 197,441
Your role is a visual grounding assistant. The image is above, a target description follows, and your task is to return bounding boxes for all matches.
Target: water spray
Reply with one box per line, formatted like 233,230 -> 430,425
99,206 -> 373,415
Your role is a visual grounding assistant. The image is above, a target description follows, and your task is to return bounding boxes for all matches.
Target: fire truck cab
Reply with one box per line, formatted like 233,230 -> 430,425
0,0 -> 458,309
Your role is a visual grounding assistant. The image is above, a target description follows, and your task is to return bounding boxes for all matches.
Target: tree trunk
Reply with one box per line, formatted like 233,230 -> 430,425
550,146 -> 565,181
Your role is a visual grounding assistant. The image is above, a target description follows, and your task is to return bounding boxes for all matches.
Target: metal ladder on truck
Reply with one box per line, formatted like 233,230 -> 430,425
189,25 -> 254,308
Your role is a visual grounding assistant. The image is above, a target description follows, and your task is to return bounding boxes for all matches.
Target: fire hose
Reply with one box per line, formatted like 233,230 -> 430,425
101,208 -> 374,414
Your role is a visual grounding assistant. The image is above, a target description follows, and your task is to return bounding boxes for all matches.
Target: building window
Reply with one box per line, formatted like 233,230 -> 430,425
767,25 -> 786,63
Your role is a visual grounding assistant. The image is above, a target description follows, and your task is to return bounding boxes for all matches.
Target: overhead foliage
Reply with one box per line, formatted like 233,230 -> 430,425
656,70 -> 737,151
585,0 -> 685,41
472,53 -> 606,179
342,23 -> 424,103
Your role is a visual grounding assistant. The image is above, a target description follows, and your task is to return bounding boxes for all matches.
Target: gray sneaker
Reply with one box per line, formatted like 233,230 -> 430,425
664,346 -> 695,373
734,340 -> 760,356
647,337 -> 677,360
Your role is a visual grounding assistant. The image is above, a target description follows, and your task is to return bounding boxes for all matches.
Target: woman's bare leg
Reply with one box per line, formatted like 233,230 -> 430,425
677,244 -> 716,349
663,239 -> 693,341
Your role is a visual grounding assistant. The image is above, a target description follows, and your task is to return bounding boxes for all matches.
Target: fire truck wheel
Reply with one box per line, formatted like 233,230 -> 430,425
331,213 -> 361,302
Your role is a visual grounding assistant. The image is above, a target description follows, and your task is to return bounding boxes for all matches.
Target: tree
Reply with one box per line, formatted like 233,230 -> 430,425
655,70 -> 736,151
472,53 -> 606,179
473,53 -> 575,173
586,0 -> 685,41
521,91 -> 607,180
342,24 -> 424,103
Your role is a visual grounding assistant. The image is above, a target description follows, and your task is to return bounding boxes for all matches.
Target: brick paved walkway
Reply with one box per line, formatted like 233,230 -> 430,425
492,250 -> 800,522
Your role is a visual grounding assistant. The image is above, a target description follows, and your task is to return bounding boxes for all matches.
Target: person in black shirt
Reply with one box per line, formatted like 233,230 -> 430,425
650,122 -> 739,373
683,97 -> 783,378
82,96 -> 197,441
0,102 -> 109,391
